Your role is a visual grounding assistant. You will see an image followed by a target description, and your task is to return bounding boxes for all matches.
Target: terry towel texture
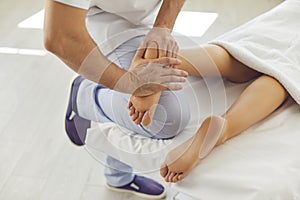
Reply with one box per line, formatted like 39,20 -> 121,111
211,0 -> 300,105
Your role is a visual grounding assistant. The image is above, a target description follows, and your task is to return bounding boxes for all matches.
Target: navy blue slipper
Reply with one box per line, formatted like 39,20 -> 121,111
107,175 -> 166,199
65,76 -> 91,146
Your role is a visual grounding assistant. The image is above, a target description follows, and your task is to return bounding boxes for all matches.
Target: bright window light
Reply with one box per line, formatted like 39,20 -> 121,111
18,9 -> 44,29
18,10 -> 219,37
174,11 -> 218,37
17,10 -> 218,37
0,47 -> 46,56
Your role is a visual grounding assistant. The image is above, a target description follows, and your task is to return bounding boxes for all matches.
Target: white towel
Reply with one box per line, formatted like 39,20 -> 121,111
211,0 -> 300,105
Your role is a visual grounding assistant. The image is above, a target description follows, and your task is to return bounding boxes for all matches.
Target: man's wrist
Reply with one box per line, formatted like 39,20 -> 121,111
153,22 -> 173,31
153,0 -> 186,31
113,70 -> 137,94
152,26 -> 172,33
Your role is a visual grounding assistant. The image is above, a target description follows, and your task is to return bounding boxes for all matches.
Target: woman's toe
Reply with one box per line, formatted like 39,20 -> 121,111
129,107 -> 135,116
177,172 -> 188,181
131,111 -> 139,121
165,171 -> 172,182
172,173 -> 181,183
141,111 -> 152,127
135,112 -> 144,124
168,172 -> 176,182
160,164 -> 168,177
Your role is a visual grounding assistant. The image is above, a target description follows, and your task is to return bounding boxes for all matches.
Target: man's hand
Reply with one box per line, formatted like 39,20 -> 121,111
139,27 -> 179,60
135,0 -> 186,60
114,50 -> 187,97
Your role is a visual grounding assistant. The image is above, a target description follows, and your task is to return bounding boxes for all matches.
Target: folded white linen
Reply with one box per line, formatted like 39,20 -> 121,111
211,0 -> 300,105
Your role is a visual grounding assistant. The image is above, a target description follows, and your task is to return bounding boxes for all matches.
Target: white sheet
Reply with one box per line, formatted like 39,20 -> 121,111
171,99 -> 300,200
85,90 -> 300,200
85,1 -> 300,198
85,74 -> 300,199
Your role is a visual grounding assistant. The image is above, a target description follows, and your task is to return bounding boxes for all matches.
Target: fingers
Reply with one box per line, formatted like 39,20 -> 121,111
159,46 -> 167,58
160,84 -> 183,91
136,83 -> 183,93
156,75 -> 186,92
167,42 -> 178,57
151,57 -> 182,66
159,38 -> 178,58
162,76 -> 186,83
145,41 -> 178,59
151,67 -> 187,79
166,45 -> 172,58
163,68 -> 188,78
172,45 -> 179,59
168,44 -> 178,68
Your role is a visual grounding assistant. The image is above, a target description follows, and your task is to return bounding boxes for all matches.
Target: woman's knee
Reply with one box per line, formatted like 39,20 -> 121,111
205,44 -> 261,83
252,75 -> 288,99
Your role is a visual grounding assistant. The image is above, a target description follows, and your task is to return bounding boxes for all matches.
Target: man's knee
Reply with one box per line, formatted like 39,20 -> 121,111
156,111 -> 190,139
147,91 -> 190,139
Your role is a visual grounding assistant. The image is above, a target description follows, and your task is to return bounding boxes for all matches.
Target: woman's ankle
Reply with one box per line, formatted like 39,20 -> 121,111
216,116 -> 231,146
197,115 -> 228,158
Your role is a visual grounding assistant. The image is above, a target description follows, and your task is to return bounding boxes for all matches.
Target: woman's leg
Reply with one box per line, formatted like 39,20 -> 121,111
161,75 -> 289,183
177,44 -> 260,82
220,75 -> 289,142
129,44 -> 261,126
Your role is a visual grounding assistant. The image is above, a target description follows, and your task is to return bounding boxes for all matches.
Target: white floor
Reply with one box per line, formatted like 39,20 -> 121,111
0,0 -> 283,199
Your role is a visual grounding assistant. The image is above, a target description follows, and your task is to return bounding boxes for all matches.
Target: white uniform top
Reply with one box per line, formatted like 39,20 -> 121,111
55,0 -> 162,55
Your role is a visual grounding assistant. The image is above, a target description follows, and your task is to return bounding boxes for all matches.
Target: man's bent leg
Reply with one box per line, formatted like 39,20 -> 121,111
75,36 -> 190,189
105,156 -> 135,187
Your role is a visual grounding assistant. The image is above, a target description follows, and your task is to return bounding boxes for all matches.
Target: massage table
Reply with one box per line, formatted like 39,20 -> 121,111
85,76 -> 300,199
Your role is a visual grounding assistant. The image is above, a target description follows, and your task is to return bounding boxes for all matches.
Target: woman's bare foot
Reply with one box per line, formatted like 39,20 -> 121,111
128,43 -> 163,126
160,116 -> 228,183
128,93 -> 161,126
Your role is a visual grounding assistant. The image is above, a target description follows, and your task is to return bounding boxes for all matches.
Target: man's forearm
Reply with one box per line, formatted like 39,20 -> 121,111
154,0 -> 186,30
48,31 -> 126,91
44,0 -> 126,90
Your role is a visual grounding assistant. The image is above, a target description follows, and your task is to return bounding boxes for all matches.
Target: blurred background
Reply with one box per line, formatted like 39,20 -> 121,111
0,0 -> 283,199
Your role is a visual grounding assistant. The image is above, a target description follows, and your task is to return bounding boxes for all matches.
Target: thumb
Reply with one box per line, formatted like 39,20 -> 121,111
133,47 -> 146,62
145,41 -> 159,59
